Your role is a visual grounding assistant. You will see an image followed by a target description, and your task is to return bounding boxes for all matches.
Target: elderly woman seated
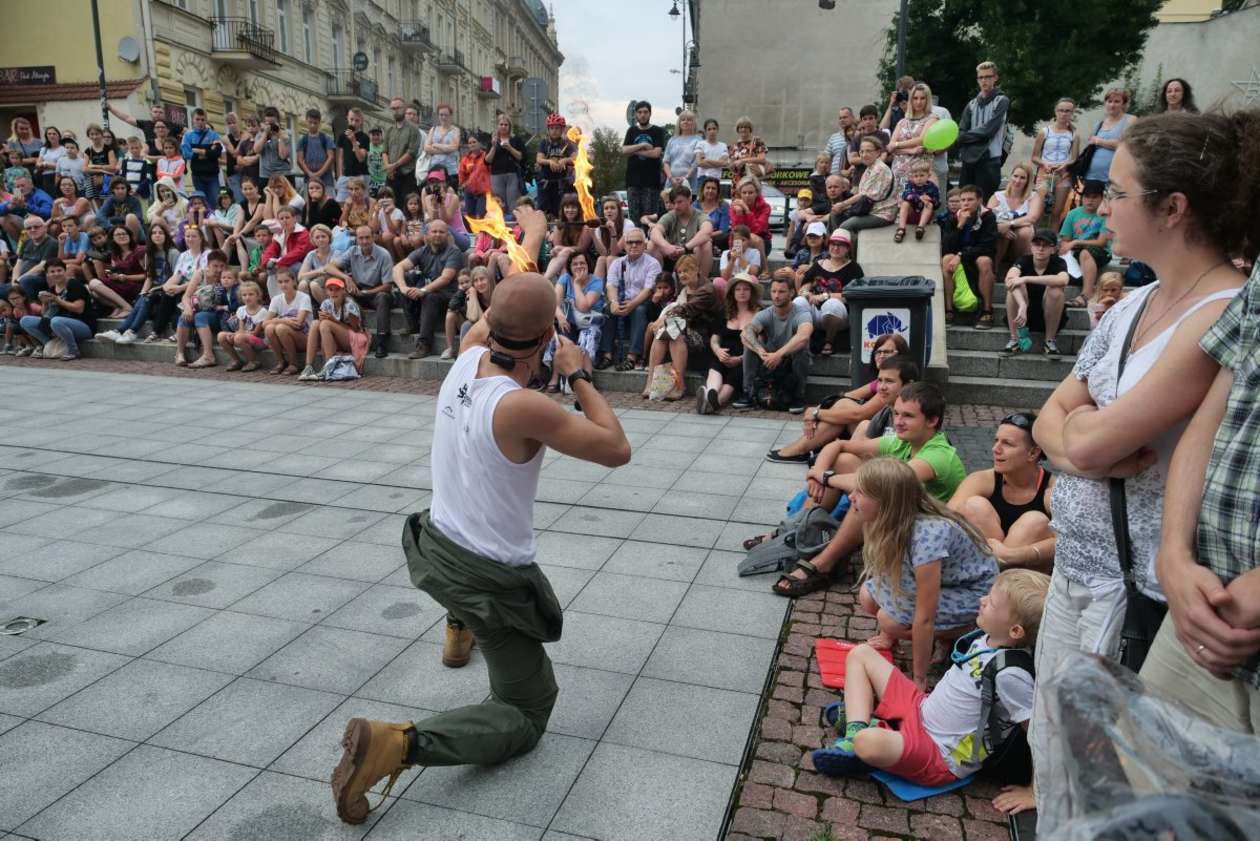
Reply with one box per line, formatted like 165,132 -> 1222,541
947,412 -> 1055,571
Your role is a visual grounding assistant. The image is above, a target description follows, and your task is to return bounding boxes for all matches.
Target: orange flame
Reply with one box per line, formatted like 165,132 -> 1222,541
566,126 -> 597,222
465,194 -> 533,274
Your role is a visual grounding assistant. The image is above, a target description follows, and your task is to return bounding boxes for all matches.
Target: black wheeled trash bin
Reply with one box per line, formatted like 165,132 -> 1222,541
843,275 -> 935,384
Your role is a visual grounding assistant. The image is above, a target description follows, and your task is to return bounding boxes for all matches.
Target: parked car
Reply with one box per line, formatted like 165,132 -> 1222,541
614,190 -> 629,216
719,180 -> 789,231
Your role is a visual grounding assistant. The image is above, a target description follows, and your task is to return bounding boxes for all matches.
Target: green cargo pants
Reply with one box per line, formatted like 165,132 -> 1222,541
402,511 -> 564,766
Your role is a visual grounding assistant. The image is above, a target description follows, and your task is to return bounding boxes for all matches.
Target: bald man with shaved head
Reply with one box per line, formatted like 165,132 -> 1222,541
332,265 -> 630,825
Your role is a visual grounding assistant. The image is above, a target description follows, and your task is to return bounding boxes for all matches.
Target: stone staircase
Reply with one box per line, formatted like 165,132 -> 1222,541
77,227 -> 1077,408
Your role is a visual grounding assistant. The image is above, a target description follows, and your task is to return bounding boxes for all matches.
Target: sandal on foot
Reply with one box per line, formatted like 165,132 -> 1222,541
269,362 -> 286,375
894,227 -> 906,243
616,357 -> 636,372
225,360 -> 245,372
772,559 -> 831,597
240,362 -> 260,372
944,310 -> 955,324
594,355 -> 614,371
820,342 -> 833,356
976,310 -> 994,329
1067,294 -> 1088,308
915,225 -> 926,241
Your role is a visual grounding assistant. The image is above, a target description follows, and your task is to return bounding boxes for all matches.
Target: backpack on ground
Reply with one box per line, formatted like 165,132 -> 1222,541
971,644 -> 1035,782
753,365 -> 799,411
739,505 -> 842,577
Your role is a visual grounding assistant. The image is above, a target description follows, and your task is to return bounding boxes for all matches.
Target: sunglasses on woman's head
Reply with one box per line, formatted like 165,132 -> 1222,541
1000,413 -> 1034,431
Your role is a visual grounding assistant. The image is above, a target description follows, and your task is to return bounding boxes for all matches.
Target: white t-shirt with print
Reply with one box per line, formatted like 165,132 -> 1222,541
234,304 -> 269,330
268,290 -> 313,321
696,140 -> 728,181
920,634 -> 1034,778
319,296 -> 361,324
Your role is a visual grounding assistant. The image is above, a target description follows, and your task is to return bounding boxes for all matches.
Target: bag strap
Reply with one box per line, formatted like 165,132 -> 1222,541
972,648 -> 1035,763
1109,293 -> 1152,593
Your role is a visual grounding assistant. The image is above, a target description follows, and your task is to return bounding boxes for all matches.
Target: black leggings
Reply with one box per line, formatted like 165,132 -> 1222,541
150,290 -> 182,335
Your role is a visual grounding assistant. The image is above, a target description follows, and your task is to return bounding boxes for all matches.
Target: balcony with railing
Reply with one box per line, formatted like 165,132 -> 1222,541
436,48 -> 467,74
209,17 -> 280,67
327,71 -> 379,106
400,20 -> 435,51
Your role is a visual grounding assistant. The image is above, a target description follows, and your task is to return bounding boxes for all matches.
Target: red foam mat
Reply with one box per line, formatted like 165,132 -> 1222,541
815,638 -> 895,689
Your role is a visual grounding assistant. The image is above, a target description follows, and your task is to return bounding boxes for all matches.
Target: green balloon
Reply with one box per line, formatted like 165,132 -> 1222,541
923,119 -> 959,152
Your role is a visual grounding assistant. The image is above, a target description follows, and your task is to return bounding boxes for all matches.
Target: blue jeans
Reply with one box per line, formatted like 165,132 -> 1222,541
178,311 -> 217,329
118,294 -> 151,334
228,173 -> 244,203
192,174 -> 221,201
21,315 -> 92,356
463,192 -> 487,219
599,303 -> 649,360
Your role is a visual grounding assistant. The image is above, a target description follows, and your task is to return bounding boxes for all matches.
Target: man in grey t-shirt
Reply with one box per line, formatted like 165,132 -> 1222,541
735,273 -> 814,412
324,225 -> 396,355
391,219 -> 466,358
254,107 -> 291,181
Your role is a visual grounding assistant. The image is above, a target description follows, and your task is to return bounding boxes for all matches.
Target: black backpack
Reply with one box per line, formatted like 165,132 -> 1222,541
972,647 -> 1035,783
754,365 -> 799,411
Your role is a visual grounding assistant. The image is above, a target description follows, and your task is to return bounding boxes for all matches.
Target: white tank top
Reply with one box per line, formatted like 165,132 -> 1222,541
431,345 -> 544,566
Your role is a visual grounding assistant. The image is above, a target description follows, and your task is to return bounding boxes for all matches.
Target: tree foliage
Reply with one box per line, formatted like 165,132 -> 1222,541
590,127 -> 627,199
878,0 -> 1163,133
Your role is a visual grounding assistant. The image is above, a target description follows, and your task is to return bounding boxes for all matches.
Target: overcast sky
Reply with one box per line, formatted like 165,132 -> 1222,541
551,0 -> 688,134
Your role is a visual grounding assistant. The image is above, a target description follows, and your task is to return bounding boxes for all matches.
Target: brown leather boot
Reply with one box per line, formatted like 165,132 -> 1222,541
442,617 -> 475,668
331,718 -> 413,824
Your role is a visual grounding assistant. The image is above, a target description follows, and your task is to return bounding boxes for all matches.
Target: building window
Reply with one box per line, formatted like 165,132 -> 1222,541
302,6 -> 314,64
388,57 -> 396,97
214,0 -> 229,18
276,0 -> 289,53
248,0 -> 259,23
183,86 -> 201,128
331,23 -> 343,69
223,96 -> 236,122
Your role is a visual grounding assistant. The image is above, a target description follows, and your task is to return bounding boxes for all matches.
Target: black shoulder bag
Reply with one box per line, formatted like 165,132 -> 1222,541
1069,121 -> 1104,182
1110,295 -> 1168,672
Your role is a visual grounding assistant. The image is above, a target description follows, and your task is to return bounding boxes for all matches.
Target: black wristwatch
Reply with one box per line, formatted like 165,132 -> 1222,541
822,470 -> 836,487
567,368 -> 593,390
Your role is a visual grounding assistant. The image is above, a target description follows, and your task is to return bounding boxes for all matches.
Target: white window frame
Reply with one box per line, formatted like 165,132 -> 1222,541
276,0 -> 289,53
331,22 -> 343,69
302,6 -> 314,64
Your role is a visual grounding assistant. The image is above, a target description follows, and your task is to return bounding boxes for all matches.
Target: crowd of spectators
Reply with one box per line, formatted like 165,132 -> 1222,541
3,61 -> 1259,839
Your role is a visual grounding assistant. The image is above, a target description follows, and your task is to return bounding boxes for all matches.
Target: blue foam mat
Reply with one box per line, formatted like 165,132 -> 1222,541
870,769 -> 973,801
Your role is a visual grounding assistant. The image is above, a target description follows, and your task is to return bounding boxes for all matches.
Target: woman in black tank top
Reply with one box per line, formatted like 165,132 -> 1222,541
947,412 -> 1055,571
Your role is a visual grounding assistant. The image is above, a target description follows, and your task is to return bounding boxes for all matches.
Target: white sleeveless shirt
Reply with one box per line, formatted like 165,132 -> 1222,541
431,345 -> 544,566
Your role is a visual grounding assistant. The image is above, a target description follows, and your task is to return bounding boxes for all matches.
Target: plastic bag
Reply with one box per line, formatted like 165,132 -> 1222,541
1040,652 -> 1260,840
952,264 -> 979,313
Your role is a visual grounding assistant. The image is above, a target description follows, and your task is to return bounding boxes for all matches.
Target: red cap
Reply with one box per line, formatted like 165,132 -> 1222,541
324,277 -> 346,289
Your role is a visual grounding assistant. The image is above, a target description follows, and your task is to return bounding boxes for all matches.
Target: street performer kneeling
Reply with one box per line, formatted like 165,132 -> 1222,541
331,256 -> 631,824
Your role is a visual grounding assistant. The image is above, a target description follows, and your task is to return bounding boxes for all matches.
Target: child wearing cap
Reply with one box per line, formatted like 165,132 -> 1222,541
206,188 -> 241,251
1058,180 -> 1111,306
792,221 -> 829,281
218,279 -> 270,371
299,275 -> 363,380
1002,229 -> 1070,357
895,160 -> 941,243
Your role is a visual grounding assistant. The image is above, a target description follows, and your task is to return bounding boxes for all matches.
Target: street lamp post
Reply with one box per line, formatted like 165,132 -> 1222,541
669,0 -> 685,105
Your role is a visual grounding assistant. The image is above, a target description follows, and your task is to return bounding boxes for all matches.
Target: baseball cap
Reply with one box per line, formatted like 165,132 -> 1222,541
1031,229 -> 1058,246
325,277 -> 346,289
828,228 -> 852,246
427,169 -> 447,182
798,188 -> 813,200
805,221 -> 827,238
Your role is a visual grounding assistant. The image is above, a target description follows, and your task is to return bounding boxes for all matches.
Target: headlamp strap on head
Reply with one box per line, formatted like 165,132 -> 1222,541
488,331 -> 545,371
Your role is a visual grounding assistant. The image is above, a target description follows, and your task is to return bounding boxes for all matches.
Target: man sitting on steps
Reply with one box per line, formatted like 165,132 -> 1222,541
733,270 -> 813,414
762,382 -> 966,597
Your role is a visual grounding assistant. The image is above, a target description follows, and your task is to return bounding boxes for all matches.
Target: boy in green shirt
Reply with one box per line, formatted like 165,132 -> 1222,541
767,382 -> 967,597
1058,180 -> 1112,305
367,127 -> 386,196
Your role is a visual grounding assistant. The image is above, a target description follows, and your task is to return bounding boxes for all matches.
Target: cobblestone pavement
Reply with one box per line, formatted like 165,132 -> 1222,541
0,358 -> 1015,841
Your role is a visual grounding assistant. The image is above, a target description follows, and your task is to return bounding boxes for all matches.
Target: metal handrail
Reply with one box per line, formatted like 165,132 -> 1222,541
209,16 -> 279,64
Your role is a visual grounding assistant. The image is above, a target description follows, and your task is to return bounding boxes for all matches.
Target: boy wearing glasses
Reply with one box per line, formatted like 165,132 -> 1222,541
957,62 -> 1010,200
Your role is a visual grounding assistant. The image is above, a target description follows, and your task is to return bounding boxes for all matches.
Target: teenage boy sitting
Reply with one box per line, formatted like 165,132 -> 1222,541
1059,180 -> 1111,306
812,569 -> 1048,800
767,383 -> 966,597
941,184 -> 997,328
